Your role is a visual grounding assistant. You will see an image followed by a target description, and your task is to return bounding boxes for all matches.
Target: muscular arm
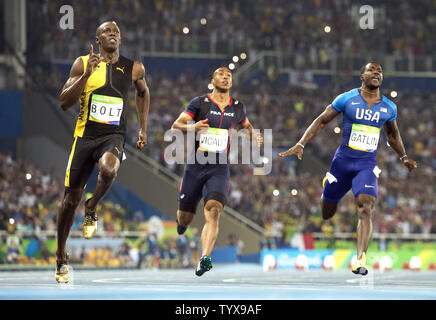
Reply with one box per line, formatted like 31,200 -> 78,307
59,57 -> 89,111
132,61 -> 150,133
172,113 -> 195,132
278,105 -> 338,159
60,45 -> 101,111
240,118 -> 263,146
383,120 -> 418,172
383,120 -> 406,157
171,113 -> 210,133
132,61 -> 150,150
297,105 -> 339,146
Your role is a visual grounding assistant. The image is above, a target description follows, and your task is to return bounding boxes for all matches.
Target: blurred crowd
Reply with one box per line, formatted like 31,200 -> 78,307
63,229 -> 202,269
0,152 -> 61,233
27,0 -> 436,65
2,230 -> 202,269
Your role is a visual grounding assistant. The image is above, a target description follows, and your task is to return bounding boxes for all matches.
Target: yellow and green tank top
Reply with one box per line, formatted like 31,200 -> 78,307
73,54 -> 134,139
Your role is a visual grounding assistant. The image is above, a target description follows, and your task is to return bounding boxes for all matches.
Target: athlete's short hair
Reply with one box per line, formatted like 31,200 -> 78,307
360,62 -> 382,75
96,21 -> 118,37
212,67 -> 232,78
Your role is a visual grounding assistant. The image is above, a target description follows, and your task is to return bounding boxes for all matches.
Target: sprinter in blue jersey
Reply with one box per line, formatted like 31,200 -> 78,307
171,67 -> 263,276
279,62 -> 417,275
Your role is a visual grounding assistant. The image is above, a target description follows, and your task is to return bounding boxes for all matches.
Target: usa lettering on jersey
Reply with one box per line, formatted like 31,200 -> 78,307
355,108 -> 380,123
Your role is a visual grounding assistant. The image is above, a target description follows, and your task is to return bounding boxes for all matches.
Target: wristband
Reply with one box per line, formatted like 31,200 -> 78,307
297,143 -> 305,149
400,154 -> 407,161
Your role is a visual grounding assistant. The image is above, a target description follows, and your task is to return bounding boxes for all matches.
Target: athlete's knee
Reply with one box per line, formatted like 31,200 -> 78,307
356,196 -> 375,220
99,153 -> 120,182
99,165 -> 118,182
204,200 -> 222,220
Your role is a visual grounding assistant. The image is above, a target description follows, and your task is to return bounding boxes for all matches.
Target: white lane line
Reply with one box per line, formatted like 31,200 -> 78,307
92,278 -> 122,283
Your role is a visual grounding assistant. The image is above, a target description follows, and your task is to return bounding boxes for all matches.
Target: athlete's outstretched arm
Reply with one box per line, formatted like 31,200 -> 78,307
60,44 -> 102,111
383,120 -> 418,172
278,105 -> 339,159
240,118 -> 263,146
132,61 -> 150,150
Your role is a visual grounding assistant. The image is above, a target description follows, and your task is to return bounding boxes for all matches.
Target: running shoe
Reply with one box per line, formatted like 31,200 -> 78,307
55,254 -> 70,283
195,255 -> 213,276
352,252 -> 368,276
83,201 -> 98,239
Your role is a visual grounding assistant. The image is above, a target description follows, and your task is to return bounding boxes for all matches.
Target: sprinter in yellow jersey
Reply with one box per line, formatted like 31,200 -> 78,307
55,21 -> 150,283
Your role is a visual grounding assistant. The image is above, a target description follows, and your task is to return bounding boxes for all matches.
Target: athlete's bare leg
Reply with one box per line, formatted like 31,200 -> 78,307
321,199 -> 338,220
177,210 -> 195,227
56,187 -> 83,260
201,200 -> 223,257
85,152 -> 120,210
355,194 -> 375,259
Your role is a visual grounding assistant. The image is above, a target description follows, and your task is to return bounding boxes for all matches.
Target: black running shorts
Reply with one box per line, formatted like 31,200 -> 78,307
64,133 -> 125,189
178,163 -> 229,214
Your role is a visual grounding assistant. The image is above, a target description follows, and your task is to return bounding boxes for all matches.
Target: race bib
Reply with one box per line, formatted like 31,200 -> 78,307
198,128 -> 229,153
348,123 -> 380,152
89,94 -> 123,125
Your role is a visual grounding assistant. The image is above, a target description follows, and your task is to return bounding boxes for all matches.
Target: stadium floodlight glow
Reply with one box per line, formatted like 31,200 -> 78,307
324,25 -> 331,33
273,189 -> 280,196
9,218 -> 15,225
200,18 -> 207,25
334,127 -> 341,134
390,90 -> 398,98
182,27 -> 190,34
232,56 -> 239,63
228,63 -> 235,70
26,173 -> 32,180
240,52 -> 247,60
291,189 -> 298,196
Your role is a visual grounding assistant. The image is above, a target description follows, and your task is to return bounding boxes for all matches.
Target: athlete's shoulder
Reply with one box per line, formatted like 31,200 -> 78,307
331,88 -> 359,112
120,55 -> 136,69
119,55 -> 134,63
186,96 -> 203,108
231,96 -> 244,107
381,95 -> 397,111
79,54 -> 90,62
68,56 -> 86,75
381,95 -> 397,122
